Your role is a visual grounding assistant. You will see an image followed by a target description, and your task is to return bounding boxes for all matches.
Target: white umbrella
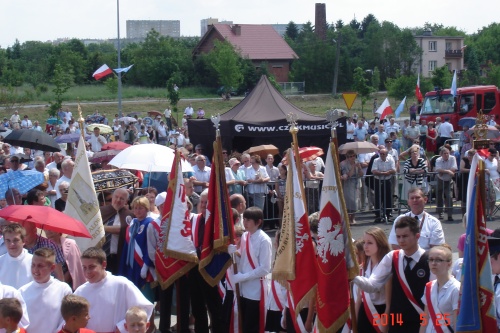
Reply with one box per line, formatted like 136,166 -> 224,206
108,144 -> 193,172
338,141 -> 379,154
118,116 -> 138,124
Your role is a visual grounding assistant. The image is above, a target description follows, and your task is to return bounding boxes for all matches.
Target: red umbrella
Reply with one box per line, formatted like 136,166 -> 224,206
281,146 -> 324,165
101,141 -> 131,151
90,149 -> 121,164
298,146 -> 324,162
0,205 -> 91,238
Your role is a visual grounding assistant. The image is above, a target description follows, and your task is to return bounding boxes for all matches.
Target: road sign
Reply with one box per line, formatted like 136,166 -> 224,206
342,92 -> 358,110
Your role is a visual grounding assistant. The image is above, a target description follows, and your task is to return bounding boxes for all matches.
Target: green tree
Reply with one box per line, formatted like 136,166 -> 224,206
352,67 -> 371,112
285,21 -> 300,41
385,74 -> 415,100
166,72 -> 181,124
484,64 -> 500,86
47,63 -> 73,118
462,46 -> 481,85
371,67 -> 381,91
206,40 -> 243,94
431,65 -> 452,89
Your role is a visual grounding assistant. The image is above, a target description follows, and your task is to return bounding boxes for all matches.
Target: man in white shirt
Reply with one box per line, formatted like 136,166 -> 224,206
184,104 -> 194,119
434,147 -> 457,221
46,152 -> 64,170
164,107 -> 172,130
192,155 -> 211,194
32,120 -> 42,132
19,248 -> 72,333
0,223 -> 33,289
74,247 -> 154,333
20,115 -> 32,129
384,117 -> 400,134
388,187 -> 445,250
374,125 -> 388,143
359,135 -> 379,210
9,110 -> 20,129
372,148 -> 396,222
60,117 -> 69,132
89,127 -> 107,152
437,117 -> 454,147
346,118 -> 355,142
353,121 -> 368,142
265,154 -> 279,181
487,115 -> 497,126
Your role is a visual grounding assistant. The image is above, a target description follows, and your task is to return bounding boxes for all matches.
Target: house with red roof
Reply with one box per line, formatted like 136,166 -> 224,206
193,23 -> 298,82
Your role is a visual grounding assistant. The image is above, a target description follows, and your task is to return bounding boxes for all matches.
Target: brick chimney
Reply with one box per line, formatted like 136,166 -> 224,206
315,3 -> 327,41
232,24 -> 241,36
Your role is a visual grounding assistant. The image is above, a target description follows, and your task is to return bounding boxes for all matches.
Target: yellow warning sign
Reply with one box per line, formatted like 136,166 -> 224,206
342,92 -> 358,110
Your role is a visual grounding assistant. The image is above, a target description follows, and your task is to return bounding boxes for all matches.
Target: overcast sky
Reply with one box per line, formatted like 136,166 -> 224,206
1,0 -> 497,47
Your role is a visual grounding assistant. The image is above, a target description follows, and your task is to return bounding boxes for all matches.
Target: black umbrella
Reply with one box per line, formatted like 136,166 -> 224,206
3,129 -> 61,152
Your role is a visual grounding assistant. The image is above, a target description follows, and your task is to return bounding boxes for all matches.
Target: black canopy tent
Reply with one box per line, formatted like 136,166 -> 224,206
188,76 -> 347,159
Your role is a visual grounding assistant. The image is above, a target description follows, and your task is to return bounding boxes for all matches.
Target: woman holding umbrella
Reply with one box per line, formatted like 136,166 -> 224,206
340,150 -> 363,225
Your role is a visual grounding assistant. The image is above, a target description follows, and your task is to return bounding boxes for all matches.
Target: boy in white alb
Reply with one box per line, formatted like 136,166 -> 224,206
229,207 -> 272,333
0,224 -> 33,289
19,248 -> 72,333
74,247 -> 154,333
0,282 -> 29,333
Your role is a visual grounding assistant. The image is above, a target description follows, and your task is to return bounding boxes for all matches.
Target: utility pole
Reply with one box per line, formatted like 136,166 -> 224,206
116,0 -> 123,117
332,32 -> 341,96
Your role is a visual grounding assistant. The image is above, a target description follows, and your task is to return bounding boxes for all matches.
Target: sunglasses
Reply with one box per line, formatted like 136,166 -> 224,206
222,152 -> 228,155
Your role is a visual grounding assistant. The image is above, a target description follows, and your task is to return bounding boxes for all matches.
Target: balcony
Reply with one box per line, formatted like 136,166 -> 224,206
445,49 -> 463,58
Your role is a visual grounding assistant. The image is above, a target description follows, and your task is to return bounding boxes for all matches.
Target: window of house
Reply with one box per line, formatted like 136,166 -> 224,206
429,61 -> 437,72
445,42 -> 452,50
484,92 -> 497,112
429,41 -> 437,51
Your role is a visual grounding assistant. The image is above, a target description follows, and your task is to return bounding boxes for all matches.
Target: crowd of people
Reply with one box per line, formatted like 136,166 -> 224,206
3,104 -> 500,333
342,112 -> 500,224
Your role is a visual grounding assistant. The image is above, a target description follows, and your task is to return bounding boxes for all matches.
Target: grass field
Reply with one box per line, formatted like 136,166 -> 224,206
0,85 -> 413,123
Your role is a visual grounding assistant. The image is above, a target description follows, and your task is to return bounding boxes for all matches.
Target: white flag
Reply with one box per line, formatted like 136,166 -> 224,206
64,135 -> 105,251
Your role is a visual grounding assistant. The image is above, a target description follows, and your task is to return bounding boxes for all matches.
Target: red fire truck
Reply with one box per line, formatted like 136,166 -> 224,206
419,85 -> 500,130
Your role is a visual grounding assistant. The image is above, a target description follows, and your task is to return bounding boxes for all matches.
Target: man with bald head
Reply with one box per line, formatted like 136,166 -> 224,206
46,152 -> 64,170
230,193 -> 246,229
100,188 -> 133,274
372,147 -> 396,223
55,158 -> 74,198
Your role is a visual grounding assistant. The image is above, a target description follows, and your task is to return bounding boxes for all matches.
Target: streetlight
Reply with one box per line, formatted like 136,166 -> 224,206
332,33 -> 341,96
116,0 -> 123,117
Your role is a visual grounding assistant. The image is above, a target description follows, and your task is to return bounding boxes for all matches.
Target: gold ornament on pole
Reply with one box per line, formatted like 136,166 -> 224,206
77,101 -> 85,138
473,109 -> 490,149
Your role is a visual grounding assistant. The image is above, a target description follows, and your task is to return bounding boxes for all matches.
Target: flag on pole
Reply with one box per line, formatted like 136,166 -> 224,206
456,154 -> 497,332
415,74 -> 423,103
64,135 -> 105,251
451,70 -> 458,97
198,135 -> 233,286
375,98 -> 392,120
155,150 -> 198,289
114,64 -> 134,74
273,148 -> 317,321
92,64 -> 113,80
394,96 -> 407,118
315,143 -> 358,332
